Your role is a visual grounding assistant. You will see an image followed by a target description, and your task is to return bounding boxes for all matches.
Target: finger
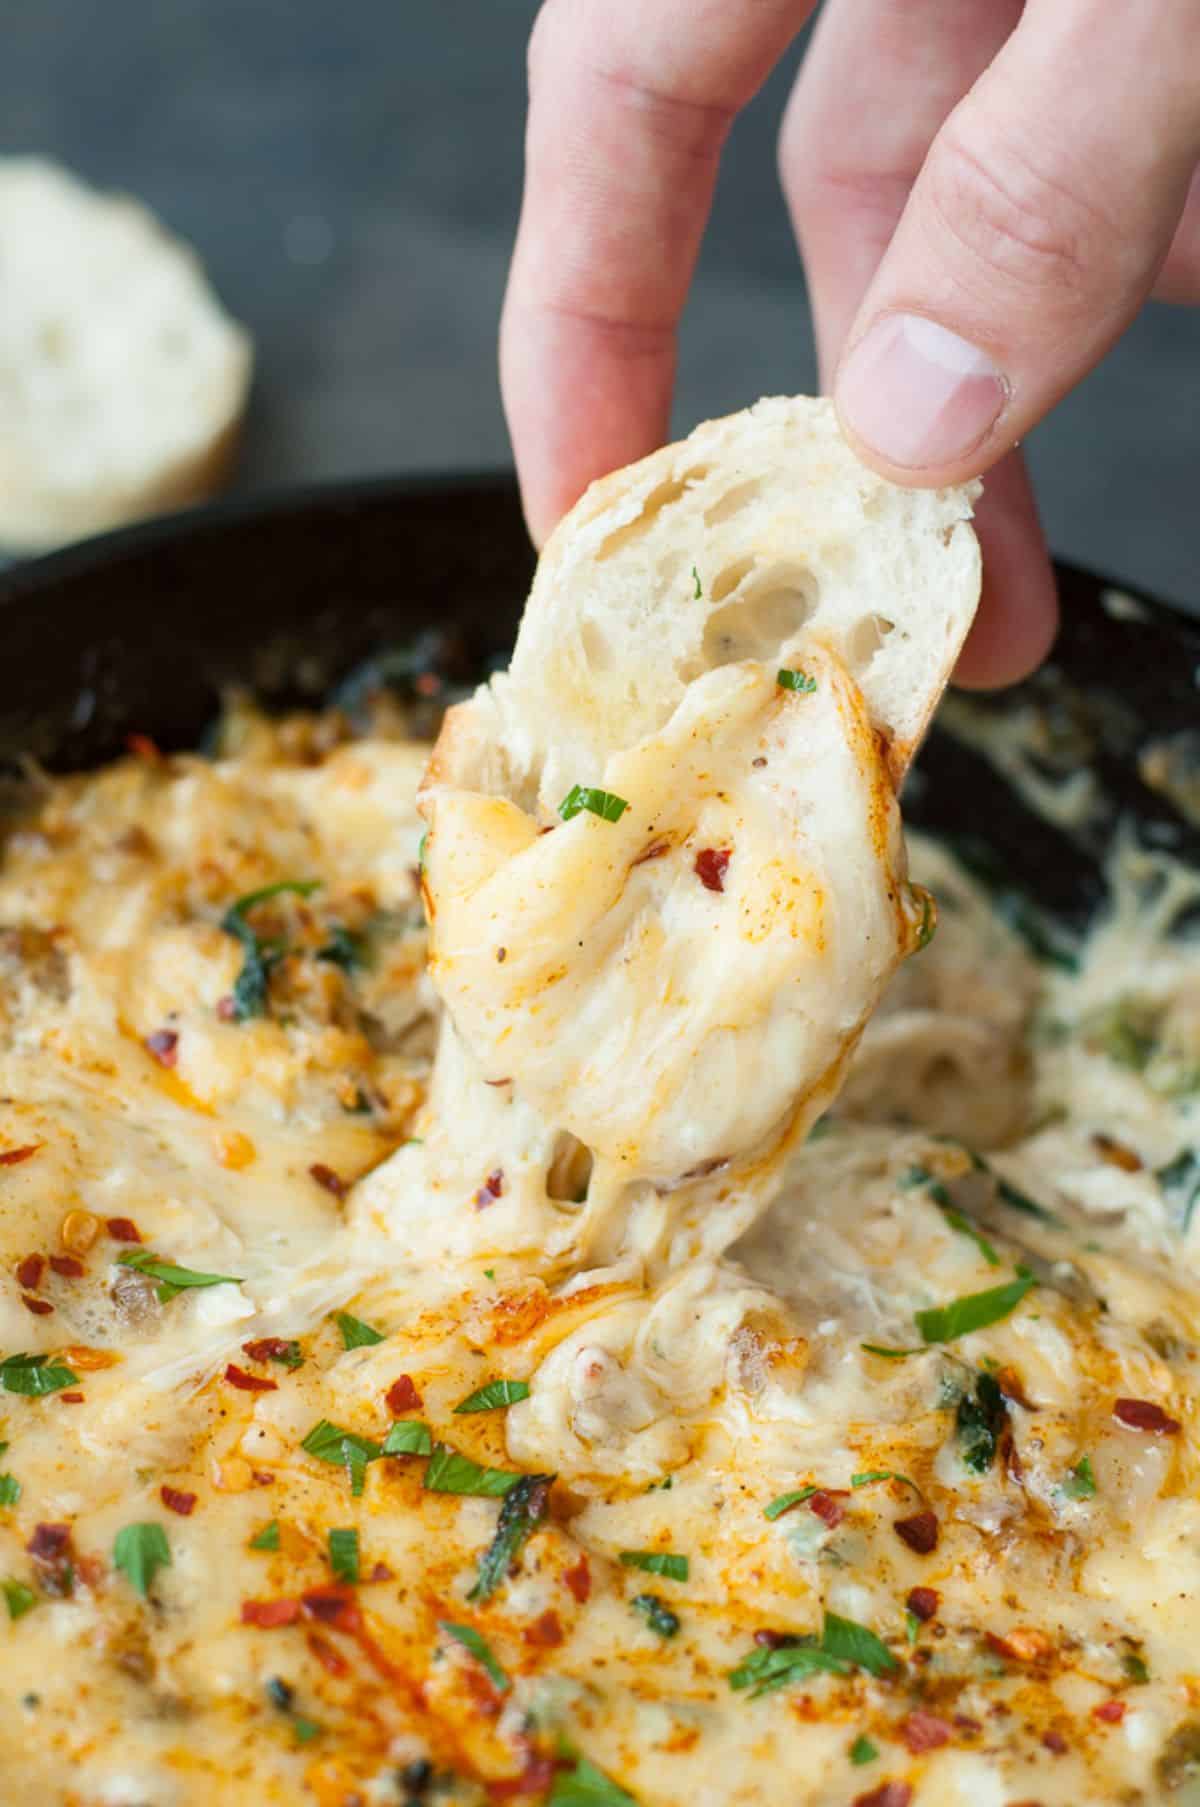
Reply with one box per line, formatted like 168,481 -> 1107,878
954,452 -> 1058,689
780,0 -> 1023,383
501,0 -> 815,545
834,0 -> 1200,485
1154,164 -> 1200,303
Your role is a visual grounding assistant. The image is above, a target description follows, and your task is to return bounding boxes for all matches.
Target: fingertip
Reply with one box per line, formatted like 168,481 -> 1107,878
952,452 -> 1058,689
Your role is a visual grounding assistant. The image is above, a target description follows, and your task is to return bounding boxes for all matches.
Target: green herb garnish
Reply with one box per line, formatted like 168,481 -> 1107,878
315,925 -> 365,971
0,1353 -> 79,1396
1158,1148 -> 1200,1235
334,1311 -> 384,1350
821,1611 -> 899,1677
220,880 -> 322,1021
915,1269 -> 1035,1343
849,1734 -> 878,1766
468,1473 -> 552,1603
381,1419 -> 433,1457
1,1580 -> 35,1620
777,668 -> 817,695
250,1519 -> 281,1551
0,1475 -> 20,1507
559,786 -> 630,825
729,1641 -> 852,1698
300,1419 -> 382,1497
901,1165 -> 1000,1266
860,1343 -> 922,1360
956,1371 -> 1008,1473
293,1717 -> 322,1744
327,1527 -> 359,1584
454,1378 -> 532,1414
1123,1650 -> 1150,1685
1064,1455 -> 1097,1500
423,1447 -> 523,1498
692,566 -> 702,600
113,1523 -> 171,1598
548,1757 -> 637,1807
632,1593 -> 680,1638
440,1620 -> 509,1692
851,1470 -> 919,1494
618,1551 -> 688,1582
764,1487 -> 817,1521
117,1250 -> 242,1303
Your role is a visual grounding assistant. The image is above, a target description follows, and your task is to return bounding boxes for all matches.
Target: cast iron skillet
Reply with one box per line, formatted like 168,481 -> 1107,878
0,475 -> 1197,936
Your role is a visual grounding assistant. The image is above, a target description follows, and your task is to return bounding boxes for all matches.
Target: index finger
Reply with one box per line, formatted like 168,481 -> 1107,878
501,0 -> 814,545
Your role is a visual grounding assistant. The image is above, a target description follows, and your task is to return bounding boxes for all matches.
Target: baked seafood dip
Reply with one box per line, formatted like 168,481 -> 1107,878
0,401 -> 1197,1807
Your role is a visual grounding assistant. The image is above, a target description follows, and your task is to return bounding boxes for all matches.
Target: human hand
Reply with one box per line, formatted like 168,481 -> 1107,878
500,0 -> 1200,685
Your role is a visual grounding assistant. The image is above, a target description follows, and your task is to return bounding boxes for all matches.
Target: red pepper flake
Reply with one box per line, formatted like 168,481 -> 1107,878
1091,1132 -> 1142,1173
385,1374 -> 423,1414
894,1509 -> 940,1555
252,1471 -> 276,1487
490,1754 -> 557,1801
986,1627 -> 1054,1664
754,1629 -> 801,1650
144,1028 -> 179,1069
1113,1397 -> 1181,1435
472,1169 -> 505,1211
562,1556 -> 591,1604
523,1609 -> 564,1648
241,1597 -> 301,1628
808,1488 -> 849,1528
125,732 -> 163,763
57,1391 -> 84,1404
21,1295 -> 53,1316
309,1163 -> 348,1200
906,1586 -> 939,1622
224,1363 -> 278,1393
307,1631 -> 351,1676
1042,1730 -> 1069,1755
16,1254 -> 45,1290
300,1585 -> 359,1631
161,1485 -> 197,1516
28,1523 -> 75,1595
900,1711 -> 953,1754
368,1562 -> 394,1583
48,1255 -> 84,1279
0,1144 -> 40,1167
105,1217 -> 142,1243
216,995 -> 237,1022
854,1786 -> 913,1807
694,847 -> 731,893
1093,1699 -> 1126,1724
243,1337 -> 297,1364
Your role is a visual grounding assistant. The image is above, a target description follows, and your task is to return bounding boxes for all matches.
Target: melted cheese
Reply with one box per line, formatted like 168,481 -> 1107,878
0,707 -> 1198,1807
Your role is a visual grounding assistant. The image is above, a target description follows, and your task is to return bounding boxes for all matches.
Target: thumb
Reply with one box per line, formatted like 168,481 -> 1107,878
833,0 -> 1200,484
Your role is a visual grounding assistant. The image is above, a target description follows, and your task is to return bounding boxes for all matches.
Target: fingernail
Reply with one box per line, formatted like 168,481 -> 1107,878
837,313 -> 1008,470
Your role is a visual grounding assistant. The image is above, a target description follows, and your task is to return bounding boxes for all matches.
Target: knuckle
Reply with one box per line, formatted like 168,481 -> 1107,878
924,110 -> 1115,301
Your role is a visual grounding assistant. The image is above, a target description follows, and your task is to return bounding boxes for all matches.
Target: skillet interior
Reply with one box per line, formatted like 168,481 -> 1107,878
0,474 -> 1197,926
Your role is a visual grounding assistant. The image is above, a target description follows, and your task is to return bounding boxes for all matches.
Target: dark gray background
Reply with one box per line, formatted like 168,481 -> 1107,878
4,0 -> 1198,608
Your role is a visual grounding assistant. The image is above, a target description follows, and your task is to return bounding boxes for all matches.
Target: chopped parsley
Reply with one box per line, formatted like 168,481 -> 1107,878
300,1419 -> 382,1496
0,1353 -> 79,1396
851,1470 -> 919,1494
1064,1454 -> 1097,1500
631,1593 -> 680,1638
468,1473 -> 552,1603
955,1371 -> 1008,1474
249,1519 -> 281,1551
730,1610 -> 897,1698
915,1268 -> 1035,1343
454,1378 -> 532,1414
764,1486 -> 817,1521
820,1610 -> 899,1678
860,1343 -> 922,1360
849,1734 -> 879,1766
559,786 -> 630,825
327,1527 -> 359,1584
423,1447 -> 523,1498
619,1551 -> 688,1582
1,1580 -> 35,1620
900,1165 -> 999,1266
548,1757 -> 637,1807
440,1620 -> 509,1692
692,566 -> 702,600
315,925 -> 365,971
220,880 -> 321,1021
0,1475 -> 20,1507
776,668 -> 818,694
1123,1650 -> 1150,1685
381,1419 -> 433,1457
117,1250 -> 242,1303
293,1717 -> 321,1745
1158,1147 -> 1200,1234
334,1311 -> 384,1350
113,1523 -> 171,1598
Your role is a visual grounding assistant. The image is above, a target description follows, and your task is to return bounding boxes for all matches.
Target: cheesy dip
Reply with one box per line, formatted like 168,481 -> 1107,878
0,685 -> 1198,1807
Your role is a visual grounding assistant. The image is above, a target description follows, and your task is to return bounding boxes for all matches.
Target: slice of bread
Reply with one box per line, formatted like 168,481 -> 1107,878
0,158 -> 252,551
493,394 -> 979,800
416,397 -> 982,1214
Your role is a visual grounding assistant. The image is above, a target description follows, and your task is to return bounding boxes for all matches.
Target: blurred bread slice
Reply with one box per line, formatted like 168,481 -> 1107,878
0,157 -> 252,551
